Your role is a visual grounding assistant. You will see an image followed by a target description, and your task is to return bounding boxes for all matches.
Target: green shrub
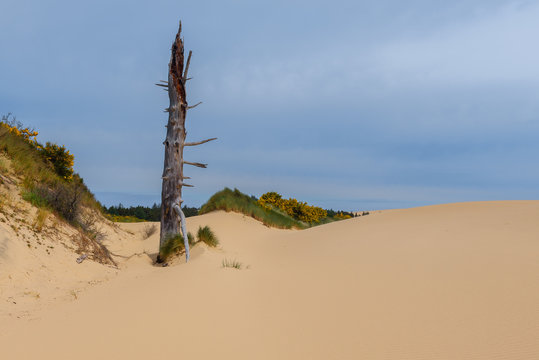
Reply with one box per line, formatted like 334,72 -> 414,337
22,188 -> 49,208
40,142 -> 74,180
199,188 -> 306,229
21,175 -> 88,223
197,225 -> 219,247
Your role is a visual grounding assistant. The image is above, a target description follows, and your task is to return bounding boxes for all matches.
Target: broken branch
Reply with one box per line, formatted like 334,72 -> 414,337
184,137 -> 217,147
183,50 -> 192,81
183,161 -> 207,168
187,101 -> 202,110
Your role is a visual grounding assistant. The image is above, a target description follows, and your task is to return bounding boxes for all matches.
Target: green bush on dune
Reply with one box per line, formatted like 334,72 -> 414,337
199,188 -> 307,229
198,188 -> 360,229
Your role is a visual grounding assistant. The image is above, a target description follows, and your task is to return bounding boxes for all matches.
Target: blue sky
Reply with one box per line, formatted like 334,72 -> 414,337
2,0 -> 539,210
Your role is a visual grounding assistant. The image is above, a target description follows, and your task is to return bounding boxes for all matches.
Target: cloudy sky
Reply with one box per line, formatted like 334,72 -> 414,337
2,0 -> 539,210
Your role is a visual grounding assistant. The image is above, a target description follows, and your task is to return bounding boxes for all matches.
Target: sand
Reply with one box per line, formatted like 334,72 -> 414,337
1,201 -> 538,359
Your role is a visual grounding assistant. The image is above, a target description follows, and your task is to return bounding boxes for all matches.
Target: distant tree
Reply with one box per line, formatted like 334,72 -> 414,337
104,203 -> 199,221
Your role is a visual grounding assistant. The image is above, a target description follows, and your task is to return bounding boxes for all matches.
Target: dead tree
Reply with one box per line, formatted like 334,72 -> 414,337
158,22 -> 216,262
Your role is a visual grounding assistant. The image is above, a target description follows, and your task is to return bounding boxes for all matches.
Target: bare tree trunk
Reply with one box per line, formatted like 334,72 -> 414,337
158,22 -> 215,263
159,22 -> 189,261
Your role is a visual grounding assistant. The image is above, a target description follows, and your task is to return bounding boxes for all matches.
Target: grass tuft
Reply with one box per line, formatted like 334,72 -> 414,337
0,155 -> 8,173
159,232 -> 195,262
142,224 -> 157,239
197,225 -> 219,247
222,258 -> 242,269
159,234 -> 185,262
34,208 -> 48,232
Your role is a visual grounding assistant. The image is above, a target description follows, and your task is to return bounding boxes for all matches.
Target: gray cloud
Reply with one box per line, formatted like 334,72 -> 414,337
1,0 -> 537,210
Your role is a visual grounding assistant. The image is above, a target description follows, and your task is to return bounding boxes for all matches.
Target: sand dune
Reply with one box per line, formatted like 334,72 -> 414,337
1,201 -> 538,359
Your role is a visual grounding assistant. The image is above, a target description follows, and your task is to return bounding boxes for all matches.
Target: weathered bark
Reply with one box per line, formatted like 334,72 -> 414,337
159,22 -> 189,260
159,22 -> 215,262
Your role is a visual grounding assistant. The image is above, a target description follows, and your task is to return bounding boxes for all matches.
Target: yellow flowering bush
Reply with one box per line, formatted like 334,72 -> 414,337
1,114 -> 74,180
258,192 -> 327,223
40,142 -> 74,180
258,191 -> 284,210
0,115 -> 39,146
334,212 -> 352,220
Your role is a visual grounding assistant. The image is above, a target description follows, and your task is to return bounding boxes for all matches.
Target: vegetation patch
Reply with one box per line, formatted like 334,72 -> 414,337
222,258 -> 242,269
104,203 -> 198,221
258,191 -> 327,223
1,114 -> 101,217
199,188 -> 361,229
143,224 -> 157,239
158,232 -> 194,262
1,114 -> 115,265
199,188 -> 307,229
22,188 -> 49,208
0,155 -> 8,173
104,214 -> 146,223
197,225 -> 219,247
34,208 -> 48,232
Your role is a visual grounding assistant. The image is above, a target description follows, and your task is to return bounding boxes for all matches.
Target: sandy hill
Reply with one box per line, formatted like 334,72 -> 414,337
0,152 -> 144,321
1,201 -> 538,359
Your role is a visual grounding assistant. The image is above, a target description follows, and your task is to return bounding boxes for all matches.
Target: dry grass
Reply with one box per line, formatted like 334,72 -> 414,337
143,224 -> 157,239
0,155 -> 8,173
34,208 -> 48,232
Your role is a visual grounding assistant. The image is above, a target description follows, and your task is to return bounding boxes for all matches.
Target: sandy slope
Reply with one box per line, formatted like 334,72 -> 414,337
1,201 -> 538,359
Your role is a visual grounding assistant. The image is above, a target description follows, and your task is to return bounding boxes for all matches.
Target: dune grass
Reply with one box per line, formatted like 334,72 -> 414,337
222,258 -> 242,269
159,234 -> 184,261
197,225 -> 219,247
143,224 -> 157,239
199,188 -> 307,229
159,232 -> 195,262
0,155 -> 8,173
34,208 -> 48,232
22,188 -> 49,208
